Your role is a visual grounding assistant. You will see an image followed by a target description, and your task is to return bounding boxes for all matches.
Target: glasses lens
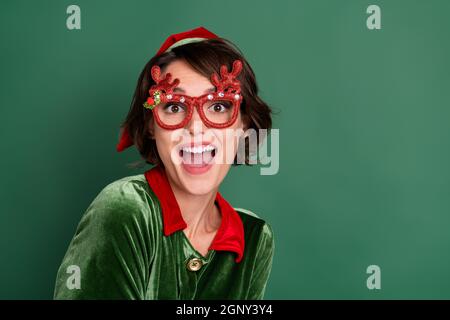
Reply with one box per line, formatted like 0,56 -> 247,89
156,102 -> 188,126
202,99 -> 236,125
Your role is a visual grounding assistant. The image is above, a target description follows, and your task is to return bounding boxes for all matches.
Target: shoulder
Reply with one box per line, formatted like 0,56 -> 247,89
234,207 -> 270,228
81,174 -> 156,230
92,174 -> 149,210
100,173 -> 149,198
234,207 -> 274,246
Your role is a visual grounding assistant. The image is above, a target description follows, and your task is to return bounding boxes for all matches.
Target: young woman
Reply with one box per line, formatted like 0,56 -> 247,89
54,26 -> 274,300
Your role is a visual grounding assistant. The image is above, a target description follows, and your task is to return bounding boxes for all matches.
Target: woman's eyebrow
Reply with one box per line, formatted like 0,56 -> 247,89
173,87 -> 216,93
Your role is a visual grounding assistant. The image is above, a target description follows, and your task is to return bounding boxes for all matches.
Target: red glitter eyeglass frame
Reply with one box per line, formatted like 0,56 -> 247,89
143,59 -> 244,130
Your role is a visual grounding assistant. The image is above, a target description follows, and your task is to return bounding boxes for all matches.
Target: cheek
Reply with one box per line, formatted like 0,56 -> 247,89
211,119 -> 246,164
153,125 -> 173,160
153,124 -> 186,163
229,116 -> 245,145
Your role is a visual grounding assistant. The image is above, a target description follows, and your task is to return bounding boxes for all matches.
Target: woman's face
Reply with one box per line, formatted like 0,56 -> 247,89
152,59 -> 245,196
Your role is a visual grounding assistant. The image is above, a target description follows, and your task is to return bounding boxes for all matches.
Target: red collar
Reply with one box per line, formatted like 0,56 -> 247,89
144,165 -> 245,263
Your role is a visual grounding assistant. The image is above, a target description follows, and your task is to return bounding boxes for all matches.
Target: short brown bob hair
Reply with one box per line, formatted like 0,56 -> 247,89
119,37 -> 272,166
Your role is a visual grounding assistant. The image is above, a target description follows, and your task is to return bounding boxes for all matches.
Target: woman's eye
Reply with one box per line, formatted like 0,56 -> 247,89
209,103 -> 230,113
164,104 -> 185,113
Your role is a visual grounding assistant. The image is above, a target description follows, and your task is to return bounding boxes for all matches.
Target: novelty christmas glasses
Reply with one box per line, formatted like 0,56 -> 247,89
143,60 -> 243,130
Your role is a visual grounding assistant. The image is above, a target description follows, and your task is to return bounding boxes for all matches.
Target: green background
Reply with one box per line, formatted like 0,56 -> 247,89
1,0 -> 449,299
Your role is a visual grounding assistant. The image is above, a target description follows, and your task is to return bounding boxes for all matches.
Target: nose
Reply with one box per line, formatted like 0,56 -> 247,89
186,105 -> 206,135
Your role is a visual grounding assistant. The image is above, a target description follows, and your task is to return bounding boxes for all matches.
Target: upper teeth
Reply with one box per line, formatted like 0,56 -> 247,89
182,145 -> 215,154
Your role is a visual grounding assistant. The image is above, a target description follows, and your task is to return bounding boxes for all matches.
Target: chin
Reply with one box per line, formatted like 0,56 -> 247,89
174,163 -> 224,196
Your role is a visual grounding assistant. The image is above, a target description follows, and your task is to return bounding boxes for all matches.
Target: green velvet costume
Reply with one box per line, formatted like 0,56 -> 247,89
53,165 -> 275,299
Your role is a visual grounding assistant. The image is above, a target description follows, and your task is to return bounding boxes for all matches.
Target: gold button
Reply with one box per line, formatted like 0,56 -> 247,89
186,258 -> 203,272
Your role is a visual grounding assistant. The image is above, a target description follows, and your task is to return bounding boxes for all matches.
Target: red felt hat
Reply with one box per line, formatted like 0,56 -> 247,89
116,26 -> 219,152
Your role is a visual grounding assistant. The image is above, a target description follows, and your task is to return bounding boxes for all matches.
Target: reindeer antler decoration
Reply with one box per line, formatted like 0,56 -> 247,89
143,60 -> 243,110
210,60 -> 243,94
143,66 -> 180,110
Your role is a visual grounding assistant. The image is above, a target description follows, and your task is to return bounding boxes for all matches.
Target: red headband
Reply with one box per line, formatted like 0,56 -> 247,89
116,26 -> 219,152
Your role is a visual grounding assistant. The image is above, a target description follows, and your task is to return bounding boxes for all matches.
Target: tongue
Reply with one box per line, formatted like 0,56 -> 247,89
183,151 -> 214,166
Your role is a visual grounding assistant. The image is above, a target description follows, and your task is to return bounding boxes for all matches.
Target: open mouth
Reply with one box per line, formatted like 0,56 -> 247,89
178,144 -> 217,167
